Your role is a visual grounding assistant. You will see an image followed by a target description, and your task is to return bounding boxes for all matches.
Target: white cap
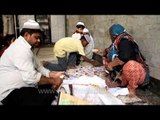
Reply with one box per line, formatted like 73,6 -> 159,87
84,34 -> 91,43
76,22 -> 85,27
72,33 -> 82,40
22,19 -> 40,29
83,28 -> 89,33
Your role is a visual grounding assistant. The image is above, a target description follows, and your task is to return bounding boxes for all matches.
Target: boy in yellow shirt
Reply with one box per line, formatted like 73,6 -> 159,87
43,34 -> 98,71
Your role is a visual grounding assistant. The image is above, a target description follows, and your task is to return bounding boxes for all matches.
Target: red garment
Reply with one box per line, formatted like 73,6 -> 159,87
121,60 -> 146,90
0,46 -> 8,57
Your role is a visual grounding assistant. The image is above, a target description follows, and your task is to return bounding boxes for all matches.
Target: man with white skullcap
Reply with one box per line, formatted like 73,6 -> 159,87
22,19 -> 41,29
72,22 -> 95,65
72,21 -> 85,40
0,19 -> 64,105
76,22 -> 85,26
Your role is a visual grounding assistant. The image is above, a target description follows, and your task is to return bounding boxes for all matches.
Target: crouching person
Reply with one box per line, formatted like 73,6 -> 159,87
104,24 -> 149,97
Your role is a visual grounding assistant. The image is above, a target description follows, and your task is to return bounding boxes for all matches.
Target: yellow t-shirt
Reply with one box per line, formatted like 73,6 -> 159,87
53,37 -> 85,58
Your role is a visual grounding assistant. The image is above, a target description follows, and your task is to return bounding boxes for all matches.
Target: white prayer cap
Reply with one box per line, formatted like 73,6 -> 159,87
83,28 -> 89,33
76,22 -> 85,27
22,19 -> 40,29
84,34 -> 91,43
72,33 -> 82,40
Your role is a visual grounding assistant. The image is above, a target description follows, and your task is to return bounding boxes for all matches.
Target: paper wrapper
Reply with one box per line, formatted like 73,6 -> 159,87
58,92 -> 93,105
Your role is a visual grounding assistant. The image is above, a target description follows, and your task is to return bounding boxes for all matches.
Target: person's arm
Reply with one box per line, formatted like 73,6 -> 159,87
81,55 -> 99,66
77,40 -> 99,66
38,72 -> 64,90
33,55 -> 65,89
34,55 -> 51,77
81,55 -> 92,63
14,49 -> 64,86
13,50 -> 42,85
38,75 -> 53,85
84,44 -> 93,59
105,57 -> 124,71
97,48 -> 105,54
105,39 -> 133,71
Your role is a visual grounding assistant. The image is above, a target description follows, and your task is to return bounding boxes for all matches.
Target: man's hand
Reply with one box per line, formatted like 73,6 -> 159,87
97,48 -> 105,54
49,72 -> 64,90
105,57 -> 124,71
105,63 -> 113,71
91,60 -> 100,67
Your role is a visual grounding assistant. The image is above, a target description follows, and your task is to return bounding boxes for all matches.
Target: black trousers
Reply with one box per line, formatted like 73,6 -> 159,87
76,54 -> 82,65
1,85 -> 58,105
45,52 -> 78,71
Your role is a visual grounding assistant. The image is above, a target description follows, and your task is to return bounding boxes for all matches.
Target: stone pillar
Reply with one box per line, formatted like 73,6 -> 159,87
50,15 -> 66,43
2,15 -> 15,36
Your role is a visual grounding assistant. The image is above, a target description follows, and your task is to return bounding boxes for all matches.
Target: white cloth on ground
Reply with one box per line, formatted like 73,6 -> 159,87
57,76 -> 124,105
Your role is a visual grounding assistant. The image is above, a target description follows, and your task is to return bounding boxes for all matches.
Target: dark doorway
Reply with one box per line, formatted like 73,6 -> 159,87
0,15 -> 3,36
35,15 -> 52,46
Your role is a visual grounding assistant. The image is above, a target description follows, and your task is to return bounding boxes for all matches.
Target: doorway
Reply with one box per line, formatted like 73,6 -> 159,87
35,15 -> 52,46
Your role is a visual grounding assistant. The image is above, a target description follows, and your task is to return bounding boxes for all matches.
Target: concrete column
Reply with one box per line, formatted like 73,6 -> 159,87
2,15 -> 15,36
50,15 -> 66,43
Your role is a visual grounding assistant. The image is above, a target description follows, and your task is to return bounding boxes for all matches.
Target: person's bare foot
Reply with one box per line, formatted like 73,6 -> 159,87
128,89 -> 136,97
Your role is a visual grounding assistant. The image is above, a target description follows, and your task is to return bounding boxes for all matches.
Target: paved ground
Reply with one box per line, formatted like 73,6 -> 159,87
136,87 -> 160,105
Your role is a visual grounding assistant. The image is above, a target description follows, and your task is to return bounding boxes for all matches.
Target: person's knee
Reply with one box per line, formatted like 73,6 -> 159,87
60,65 -> 67,71
45,63 -> 55,71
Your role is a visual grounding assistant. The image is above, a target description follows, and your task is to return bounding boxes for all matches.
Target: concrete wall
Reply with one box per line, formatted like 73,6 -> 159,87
66,15 -> 160,80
